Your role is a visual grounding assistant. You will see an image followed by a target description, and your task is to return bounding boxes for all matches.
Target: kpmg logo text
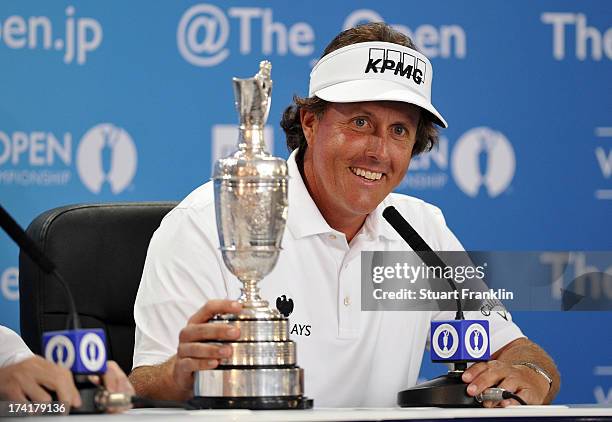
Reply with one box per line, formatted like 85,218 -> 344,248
177,4 -> 314,67
0,6 -> 102,65
0,123 -> 136,194
365,48 -> 426,85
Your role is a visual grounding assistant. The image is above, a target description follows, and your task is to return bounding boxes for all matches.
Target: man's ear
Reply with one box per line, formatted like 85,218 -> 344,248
300,109 -> 318,146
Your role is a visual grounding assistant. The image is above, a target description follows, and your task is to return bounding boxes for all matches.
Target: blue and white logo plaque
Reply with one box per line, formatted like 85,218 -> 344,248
43,329 -> 108,374
431,320 -> 490,362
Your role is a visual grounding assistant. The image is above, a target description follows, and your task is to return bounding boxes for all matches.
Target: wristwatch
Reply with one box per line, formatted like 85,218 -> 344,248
514,362 -> 553,389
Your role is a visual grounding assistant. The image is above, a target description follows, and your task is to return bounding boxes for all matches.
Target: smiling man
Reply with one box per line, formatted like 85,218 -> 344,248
130,23 -> 559,407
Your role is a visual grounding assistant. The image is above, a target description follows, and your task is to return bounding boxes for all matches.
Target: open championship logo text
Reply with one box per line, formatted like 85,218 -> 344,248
0,123 -> 136,194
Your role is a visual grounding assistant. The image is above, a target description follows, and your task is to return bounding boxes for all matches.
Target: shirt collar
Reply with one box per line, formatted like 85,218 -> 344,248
287,149 -> 335,239
362,196 -> 400,241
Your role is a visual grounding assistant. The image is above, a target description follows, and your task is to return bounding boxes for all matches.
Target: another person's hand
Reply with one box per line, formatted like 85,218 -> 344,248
462,360 -> 551,407
88,360 -> 135,413
0,356 -> 81,408
172,300 -> 242,394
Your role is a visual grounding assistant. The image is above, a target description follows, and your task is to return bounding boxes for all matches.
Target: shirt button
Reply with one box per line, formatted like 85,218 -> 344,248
344,296 -> 351,306
329,234 -> 337,240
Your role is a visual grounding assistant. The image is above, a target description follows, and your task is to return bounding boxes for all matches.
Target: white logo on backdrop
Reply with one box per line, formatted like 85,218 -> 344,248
177,4 -> 315,67
211,125 -> 274,170
594,365 -> 612,404
0,6 -> 102,65
76,124 -> 137,194
1,267 -> 19,301
541,13 -> 612,61
451,127 -> 515,198
177,4 -> 230,67
594,126 -> 612,201
45,335 -> 75,368
343,9 -> 467,59
79,333 -> 106,372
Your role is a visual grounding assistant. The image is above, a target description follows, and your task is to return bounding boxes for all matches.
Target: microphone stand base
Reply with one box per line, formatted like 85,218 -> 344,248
397,371 -> 478,408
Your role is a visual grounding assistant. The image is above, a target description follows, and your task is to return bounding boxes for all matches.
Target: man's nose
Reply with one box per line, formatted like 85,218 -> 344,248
365,134 -> 389,161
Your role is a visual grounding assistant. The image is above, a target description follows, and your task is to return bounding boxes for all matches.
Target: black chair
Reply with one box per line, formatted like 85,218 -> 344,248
19,202 -> 177,375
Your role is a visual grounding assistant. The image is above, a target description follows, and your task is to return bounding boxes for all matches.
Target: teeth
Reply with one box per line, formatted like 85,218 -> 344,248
350,167 -> 383,181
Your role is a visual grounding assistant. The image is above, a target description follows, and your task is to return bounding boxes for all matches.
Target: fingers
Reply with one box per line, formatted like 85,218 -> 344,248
99,361 -> 134,413
5,389 -> 28,402
88,375 -> 101,385
18,372 -> 52,402
463,360 -> 512,398
498,379 -> 526,407
179,322 -> 240,343
178,342 -> 232,360
462,362 -> 490,384
187,300 -> 241,324
496,366 -> 546,406
172,300 -> 242,393
498,375 -> 520,396
8,357 -> 81,408
42,364 -> 81,408
101,361 -> 135,394
464,361 -> 546,407
173,357 -> 219,391
176,356 -> 221,373
500,399 -> 516,407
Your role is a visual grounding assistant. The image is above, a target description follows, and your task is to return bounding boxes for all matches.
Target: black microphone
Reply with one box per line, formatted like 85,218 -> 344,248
382,205 -> 464,320
0,206 -> 55,273
0,205 -> 121,413
0,205 -> 80,329
384,205 -> 497,407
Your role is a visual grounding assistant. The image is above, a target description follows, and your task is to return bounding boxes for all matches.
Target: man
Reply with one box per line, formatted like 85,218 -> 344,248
130,23 -> 559,407
0,325 -> 134,411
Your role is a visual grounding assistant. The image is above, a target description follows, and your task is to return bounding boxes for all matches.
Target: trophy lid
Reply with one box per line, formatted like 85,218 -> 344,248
213,61 -> 288,182
232,61 -> 272,128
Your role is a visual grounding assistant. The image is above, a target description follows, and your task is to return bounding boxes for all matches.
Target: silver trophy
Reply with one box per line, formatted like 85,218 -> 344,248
192,61 -> 312,410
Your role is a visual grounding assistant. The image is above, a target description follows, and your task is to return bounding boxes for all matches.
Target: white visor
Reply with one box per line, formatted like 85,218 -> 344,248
309,41 -> 447,128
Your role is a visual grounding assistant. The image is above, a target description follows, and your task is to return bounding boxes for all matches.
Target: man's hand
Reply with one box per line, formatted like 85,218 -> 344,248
0,356 -> 81,407
462,337 -> 559,407
88,360 -> 135,413
130,299 -> 242,401
101,361 -> 135,396
462,360 -> 551,407
172,300 -> 242,393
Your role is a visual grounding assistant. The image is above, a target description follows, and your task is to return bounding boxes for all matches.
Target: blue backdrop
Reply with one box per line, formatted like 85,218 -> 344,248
1,0 -> 610,404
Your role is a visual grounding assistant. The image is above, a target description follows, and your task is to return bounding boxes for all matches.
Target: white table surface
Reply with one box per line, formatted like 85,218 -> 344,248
15,405 -> 612,421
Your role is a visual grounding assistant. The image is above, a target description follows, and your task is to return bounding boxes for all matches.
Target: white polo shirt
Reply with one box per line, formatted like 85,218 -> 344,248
133,150 -> 524,407
0,326 -> 34,368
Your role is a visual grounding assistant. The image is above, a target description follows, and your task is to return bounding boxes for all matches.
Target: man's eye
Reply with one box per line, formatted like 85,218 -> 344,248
392,126 -> 407,136
354,118 -> 367,127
